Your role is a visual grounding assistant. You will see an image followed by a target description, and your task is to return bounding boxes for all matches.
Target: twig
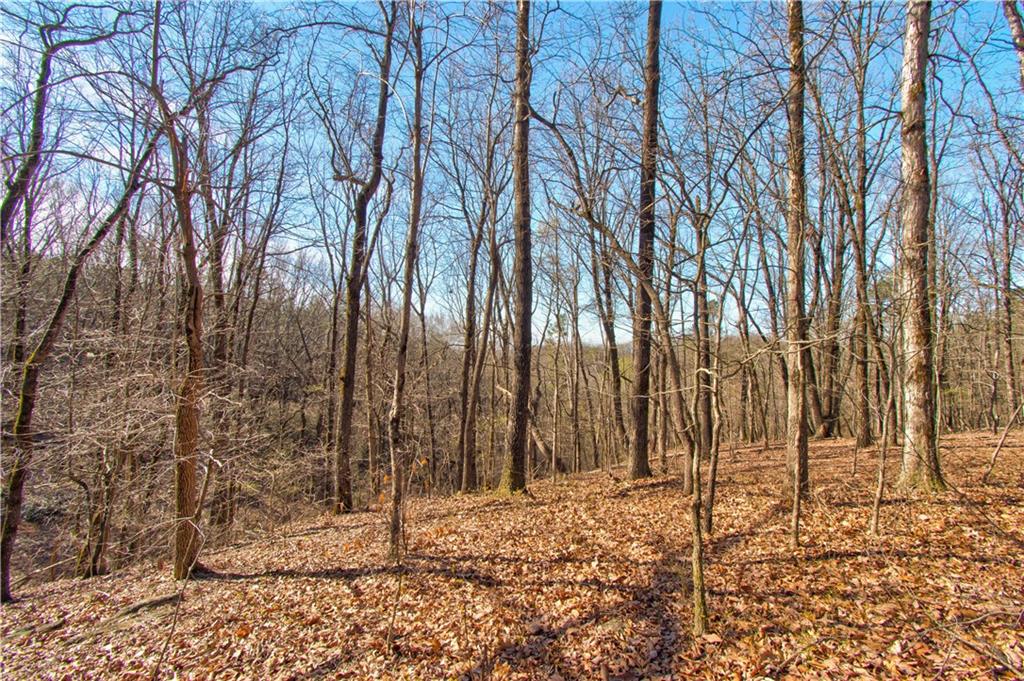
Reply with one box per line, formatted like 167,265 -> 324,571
774,635 -> 832,676
149,577 -> 191,680
982,404 -> 1023,483
940,628 -> 1023,677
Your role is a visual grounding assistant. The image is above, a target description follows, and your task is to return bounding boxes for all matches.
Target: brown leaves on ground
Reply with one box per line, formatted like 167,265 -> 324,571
2,431 -> 1022,679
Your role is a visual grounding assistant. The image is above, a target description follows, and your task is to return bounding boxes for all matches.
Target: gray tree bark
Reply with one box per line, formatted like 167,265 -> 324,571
898,0 -> 945,492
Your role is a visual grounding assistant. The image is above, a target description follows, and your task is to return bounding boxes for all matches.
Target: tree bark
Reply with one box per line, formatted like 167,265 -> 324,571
785,0 -> 810,521
335,3 -> 396,512
499,0 -> 533,494
162,96 -> 206,580
386,13 -> 426,560
1004,1 -> 1024,92
629,0 -> 662,481
898,0 -> 945,492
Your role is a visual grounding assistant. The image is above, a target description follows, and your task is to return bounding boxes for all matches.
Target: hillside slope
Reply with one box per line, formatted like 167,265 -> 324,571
2,433 -> 1022,679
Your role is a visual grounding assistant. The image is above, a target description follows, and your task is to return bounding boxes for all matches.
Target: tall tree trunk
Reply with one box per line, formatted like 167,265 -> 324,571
499,0 -> 533,494
853,22 -> 874,447
5,197 -> 33,370
815,211 -> 845,438
171,221 -> 203,579
387,15 -> 425,560
571,267 -> 583,473
785,0 -> 810,548
1000,196 -> 1019,422
464,213 -> 500,492
163,103 -> 206,579
736,267 -> 755,442
415,263 -> 438,493
898,0 -> 944,492
589,236 -> 630,461
335,3 -> 396,512
325,289 -> 342,449
694,210 -> 713,461
552,314 -> 563,479
689,397 -> 709,636
657,349 -> 669,471
457,218 -> 484,490
196,99 -> 235,528
364,280 -> 381,499
630,0 -> 662,481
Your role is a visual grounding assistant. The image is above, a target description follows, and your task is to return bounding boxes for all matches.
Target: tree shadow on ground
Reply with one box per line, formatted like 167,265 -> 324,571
408,550 -> 657,571
608,475 -> 688,500
729,547 -> 1021,567
192,562 -> 502,587
462,543 -> 686,681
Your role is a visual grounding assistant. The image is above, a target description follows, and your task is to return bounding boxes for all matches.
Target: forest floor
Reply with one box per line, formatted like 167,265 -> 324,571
2,432 -> 1022,680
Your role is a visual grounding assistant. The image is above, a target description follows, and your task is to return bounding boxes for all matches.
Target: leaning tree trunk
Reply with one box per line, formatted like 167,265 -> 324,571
499,0 -> 533,494
0,135 -> 158,601
898,0 -> 945,492
0,23 -> 119,240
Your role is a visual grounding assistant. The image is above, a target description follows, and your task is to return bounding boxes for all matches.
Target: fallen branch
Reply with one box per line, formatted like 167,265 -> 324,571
68,593 -> 181,644
116,593 -> 181,618
5,617 -> 66,641
942,628 -> 1023,677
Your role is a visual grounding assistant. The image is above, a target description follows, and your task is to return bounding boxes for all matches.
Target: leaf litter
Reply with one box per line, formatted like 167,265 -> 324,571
2,431 -> 1021,679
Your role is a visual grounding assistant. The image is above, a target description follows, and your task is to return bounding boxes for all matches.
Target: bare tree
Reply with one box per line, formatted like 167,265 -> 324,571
629,0 -> 662,481
785,1 -> 810,546
0,135 -> 160,599
387,0 -> 434,559
0,5 -> 131,243
323,2 -> 398,512
897,0 -> 944,492
499,0 -> 533,494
